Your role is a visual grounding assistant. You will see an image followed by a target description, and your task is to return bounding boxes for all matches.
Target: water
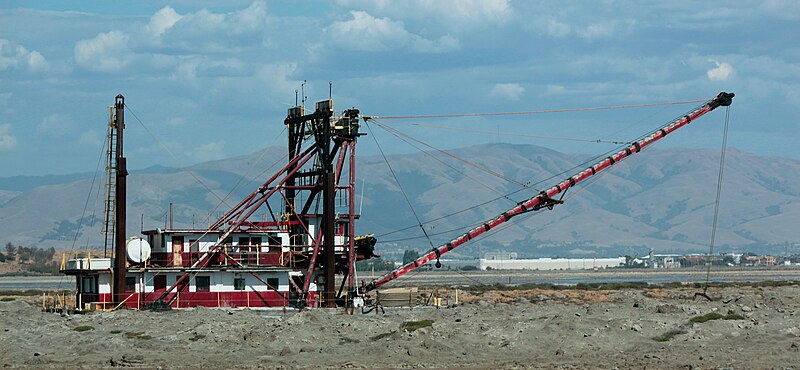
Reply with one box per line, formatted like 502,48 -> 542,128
0,276 -> 68,290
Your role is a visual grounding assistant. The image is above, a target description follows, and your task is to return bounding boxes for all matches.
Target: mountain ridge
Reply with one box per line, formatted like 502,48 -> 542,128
0,143 -> 797,258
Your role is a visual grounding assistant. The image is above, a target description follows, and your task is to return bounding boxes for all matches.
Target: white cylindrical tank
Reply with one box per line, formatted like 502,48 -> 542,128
126,237 -> 151,264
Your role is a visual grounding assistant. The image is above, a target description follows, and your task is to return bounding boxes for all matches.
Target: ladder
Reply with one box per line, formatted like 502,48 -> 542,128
102,107 -> 117,258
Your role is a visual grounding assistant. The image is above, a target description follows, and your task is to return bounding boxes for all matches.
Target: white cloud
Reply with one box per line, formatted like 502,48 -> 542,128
546,19 -> 571,38
327,11 -> 459,53
328,11 -> 410,51
0,39 -> 49,72
147,6 -> 183,38
334,0 -> 511,26
74,31 -> 131,73
187,140 -> 225,162
78,130 -> 103,147
577,22 -> 619,39
0,124 -> 18,150
548,19 -> 634,40
489,83 -> 525,100
36,114 -> 72,135
707,60 -> 734,81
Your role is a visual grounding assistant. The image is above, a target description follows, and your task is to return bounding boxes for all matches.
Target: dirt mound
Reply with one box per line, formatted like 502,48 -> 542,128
1,286 -> 799,368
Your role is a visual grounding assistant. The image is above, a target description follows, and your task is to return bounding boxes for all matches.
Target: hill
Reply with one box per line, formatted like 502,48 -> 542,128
0,144 -> 797,258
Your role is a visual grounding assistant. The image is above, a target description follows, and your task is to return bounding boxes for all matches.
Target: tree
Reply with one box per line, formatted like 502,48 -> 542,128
4,242 -> 15,261
402,249 -> 420,265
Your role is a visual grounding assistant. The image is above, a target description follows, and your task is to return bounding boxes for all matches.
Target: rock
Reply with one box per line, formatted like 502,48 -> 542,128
553,293 -> 567,300
478,300 -> 490,308
537,294 -> 550,301
631,324 -> 642,332
279,346 -> 294,356
516,297 -> 530,304
791,342 -> 799,352
741,305 -> 752,312
656,304 -> 681,314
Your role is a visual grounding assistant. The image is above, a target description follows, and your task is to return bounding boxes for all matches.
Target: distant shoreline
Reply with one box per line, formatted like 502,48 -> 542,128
2,266 -> 797,291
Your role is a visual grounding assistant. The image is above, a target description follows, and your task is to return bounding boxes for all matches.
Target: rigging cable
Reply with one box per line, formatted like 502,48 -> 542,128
125,104 -> 231,209
370,119 -> 523,202
372,100 -> 712,242
701,105 -> 731,297
370,99 -> 707,120
364,121 -> 435,250
379,121 -> 632,145
57,130 -> 110,290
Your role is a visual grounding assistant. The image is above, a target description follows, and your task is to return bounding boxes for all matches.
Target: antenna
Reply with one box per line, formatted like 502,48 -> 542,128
301,80 -> 307,105
329,81 -> 332,100
295,89 -> 298,106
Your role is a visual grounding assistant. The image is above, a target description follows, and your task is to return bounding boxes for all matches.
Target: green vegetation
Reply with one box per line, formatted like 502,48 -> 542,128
1,297 -> 15,302
653,328 -> 687,342
464,280 -> 800,294
653,312 -> 745,342
689,312 -> 745,323
74,325 -> 94,332
355,257 -> 395,271
0,290 -> 70,296
402,250 -> 421,265
110,330 -> 122,334
0,242 -> 60,274
575,282 -> 649,290
401,319 -> 434,332
125,332 -> 152,340
189,334 -> 205,342
370,331 -> 395,341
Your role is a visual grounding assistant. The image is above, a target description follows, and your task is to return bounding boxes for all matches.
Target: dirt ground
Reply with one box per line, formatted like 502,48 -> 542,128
1,285 -> 799,369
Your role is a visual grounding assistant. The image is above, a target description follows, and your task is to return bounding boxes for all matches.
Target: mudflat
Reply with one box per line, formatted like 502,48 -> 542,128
1,284 -> 799,369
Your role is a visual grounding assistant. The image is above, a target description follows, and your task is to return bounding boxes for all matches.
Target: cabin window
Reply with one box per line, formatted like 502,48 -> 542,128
234,277 -> 246,291
250,237 -> 262,246
125,277 -> 136,292
267,235 -> 281,246
239,237 -> 250,246
222,237 -> 232,246
154,275 -> 166,291
195,276 -> 210,292
267,278 -> 279,290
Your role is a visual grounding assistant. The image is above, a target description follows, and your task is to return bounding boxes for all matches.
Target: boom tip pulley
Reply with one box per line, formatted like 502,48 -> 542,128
711,92 -> 735,109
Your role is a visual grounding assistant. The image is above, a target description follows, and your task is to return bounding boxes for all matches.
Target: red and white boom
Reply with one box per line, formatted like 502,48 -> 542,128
365,92 -> 734,292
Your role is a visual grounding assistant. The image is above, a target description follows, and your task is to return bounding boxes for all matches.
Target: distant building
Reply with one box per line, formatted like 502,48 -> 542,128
484,252 -> 518,260
478,257 -> 625,271
744,255 -> 777,266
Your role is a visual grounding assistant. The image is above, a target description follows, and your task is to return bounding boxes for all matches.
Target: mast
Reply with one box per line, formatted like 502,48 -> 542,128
112,95 -> 128,305
365,92 -> 735,292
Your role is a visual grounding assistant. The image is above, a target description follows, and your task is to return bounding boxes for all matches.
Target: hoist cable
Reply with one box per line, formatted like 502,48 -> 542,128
364,121 -> 436,249
702,105 -> 731,294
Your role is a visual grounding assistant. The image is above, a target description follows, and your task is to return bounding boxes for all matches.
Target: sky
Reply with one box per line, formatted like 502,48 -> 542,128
1,0 -> 798,176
